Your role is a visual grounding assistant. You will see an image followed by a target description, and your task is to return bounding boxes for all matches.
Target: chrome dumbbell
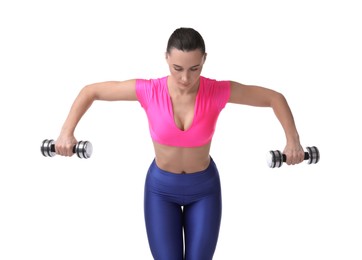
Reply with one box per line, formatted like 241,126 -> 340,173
267,146 -> 320,168
40,139 -> 93,159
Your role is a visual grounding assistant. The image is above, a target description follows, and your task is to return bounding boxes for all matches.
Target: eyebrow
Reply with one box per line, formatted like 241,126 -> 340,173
173,64 -> 200,69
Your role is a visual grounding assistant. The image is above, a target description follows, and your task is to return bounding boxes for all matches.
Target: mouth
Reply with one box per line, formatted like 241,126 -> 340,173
179,82 -> 190,87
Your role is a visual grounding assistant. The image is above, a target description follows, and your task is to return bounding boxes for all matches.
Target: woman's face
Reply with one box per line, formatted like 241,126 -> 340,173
166,48 -> 206,90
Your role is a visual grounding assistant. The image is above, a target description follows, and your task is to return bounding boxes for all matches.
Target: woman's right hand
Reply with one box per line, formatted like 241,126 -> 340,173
55,134 -> 78,157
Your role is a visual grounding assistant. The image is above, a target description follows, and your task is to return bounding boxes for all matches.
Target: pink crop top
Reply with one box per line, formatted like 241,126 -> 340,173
136,76 -> 231,147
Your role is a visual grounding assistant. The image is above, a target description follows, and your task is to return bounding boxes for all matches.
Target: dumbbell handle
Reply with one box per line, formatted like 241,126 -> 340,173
49,144 -> 76,153
282,152 -> 310,162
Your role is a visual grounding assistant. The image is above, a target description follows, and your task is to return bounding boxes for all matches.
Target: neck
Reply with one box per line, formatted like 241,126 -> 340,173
167,76 -> 200,96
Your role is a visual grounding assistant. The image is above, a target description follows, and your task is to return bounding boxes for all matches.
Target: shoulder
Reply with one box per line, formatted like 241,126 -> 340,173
136,76 -> 168,104
199,76 -> 231,109
136,76 -> 167,90
200,76 -> 230,88
200,76 -> 231,95
137,76 -> 167,85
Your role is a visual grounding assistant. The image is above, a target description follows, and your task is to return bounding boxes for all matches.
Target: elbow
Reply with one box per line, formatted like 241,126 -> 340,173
270,91 -> 287,108
82,84 -> 98,101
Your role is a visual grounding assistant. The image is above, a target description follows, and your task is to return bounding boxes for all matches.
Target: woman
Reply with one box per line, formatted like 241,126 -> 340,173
55,27 -> 305,260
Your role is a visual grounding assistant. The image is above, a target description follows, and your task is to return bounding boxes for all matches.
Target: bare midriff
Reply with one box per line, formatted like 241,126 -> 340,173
153,141 -> 211,174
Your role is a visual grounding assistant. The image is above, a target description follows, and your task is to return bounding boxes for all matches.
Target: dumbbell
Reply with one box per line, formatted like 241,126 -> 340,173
41,139 -> 93,159
267,146 -> 319,168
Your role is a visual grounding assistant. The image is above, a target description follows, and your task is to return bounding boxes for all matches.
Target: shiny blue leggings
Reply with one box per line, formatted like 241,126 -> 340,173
144,158 -> 222,260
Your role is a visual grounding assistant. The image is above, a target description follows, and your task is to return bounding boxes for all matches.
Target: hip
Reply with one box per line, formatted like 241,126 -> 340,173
145,157 -> 221,198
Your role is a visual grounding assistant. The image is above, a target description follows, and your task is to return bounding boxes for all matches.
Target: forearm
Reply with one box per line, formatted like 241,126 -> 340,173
60,85 -> 95,136
271,93 -> 300,144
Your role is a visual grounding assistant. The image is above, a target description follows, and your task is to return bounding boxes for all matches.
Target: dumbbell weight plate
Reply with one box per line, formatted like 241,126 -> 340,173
306,146 -> 320,164
41,139 -> 56,157
266,150 -> 283,168
75,141 -> 93,159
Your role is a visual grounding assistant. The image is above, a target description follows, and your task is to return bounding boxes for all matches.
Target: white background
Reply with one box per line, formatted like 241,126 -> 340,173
1,0 -> 361,259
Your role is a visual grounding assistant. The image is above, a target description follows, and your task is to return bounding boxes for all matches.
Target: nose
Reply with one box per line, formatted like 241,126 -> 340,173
180,72 -> 190,84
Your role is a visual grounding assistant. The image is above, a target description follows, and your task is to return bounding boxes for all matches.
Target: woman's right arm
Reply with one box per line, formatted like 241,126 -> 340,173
55,79 -> 137,156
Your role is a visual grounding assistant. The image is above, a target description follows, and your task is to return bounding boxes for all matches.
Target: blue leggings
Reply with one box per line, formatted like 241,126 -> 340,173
144,158 -> 222,260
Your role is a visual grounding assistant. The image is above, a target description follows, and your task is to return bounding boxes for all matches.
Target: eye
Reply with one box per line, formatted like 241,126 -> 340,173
174,67 -> 183,71
190,68 -> 199,71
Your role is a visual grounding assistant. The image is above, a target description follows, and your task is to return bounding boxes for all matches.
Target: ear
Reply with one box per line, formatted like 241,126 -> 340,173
165,52 -> 169,60
203,53 -> 207,63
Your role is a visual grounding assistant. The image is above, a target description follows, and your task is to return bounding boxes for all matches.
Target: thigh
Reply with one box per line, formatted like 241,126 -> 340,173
144,190 -> 184,260
184,192 -> 222,260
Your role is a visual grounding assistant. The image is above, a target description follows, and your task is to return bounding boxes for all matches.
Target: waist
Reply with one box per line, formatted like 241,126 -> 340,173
153,141 -> 211,174
148,156 -> 218,181
145,157 -> 221,202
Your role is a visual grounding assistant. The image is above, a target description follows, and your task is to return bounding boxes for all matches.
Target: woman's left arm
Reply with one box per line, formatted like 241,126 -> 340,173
229,81 -> 305,165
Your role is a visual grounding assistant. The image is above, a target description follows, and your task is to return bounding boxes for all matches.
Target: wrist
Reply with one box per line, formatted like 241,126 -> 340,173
286,132 -> 300,145
60,126 -> 75,136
